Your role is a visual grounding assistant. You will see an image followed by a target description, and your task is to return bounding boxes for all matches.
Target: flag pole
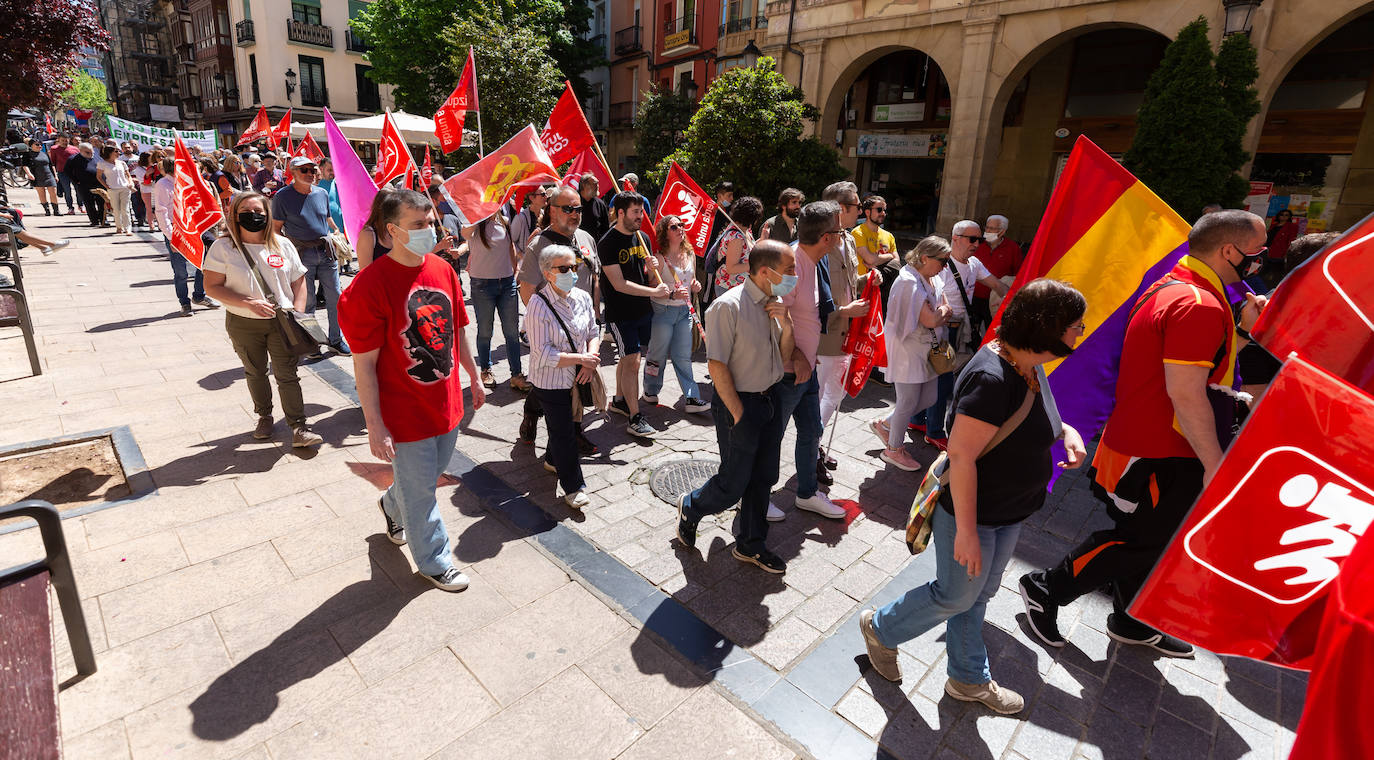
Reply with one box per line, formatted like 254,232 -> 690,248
476,109 -> 485,157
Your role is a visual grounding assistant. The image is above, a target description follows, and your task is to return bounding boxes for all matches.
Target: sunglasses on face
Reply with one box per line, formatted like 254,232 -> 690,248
298,168 -> 318,174
667,223 -> 683,231
553,204 -> 583,214
957,234 -> 982,243
931,255 -> 951,263
870,208 -> 887,214
549,264 -> 577,273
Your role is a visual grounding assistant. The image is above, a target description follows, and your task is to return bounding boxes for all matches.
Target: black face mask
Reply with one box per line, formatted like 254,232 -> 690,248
237,211 -> 268,232
1229,244 -> 1263,280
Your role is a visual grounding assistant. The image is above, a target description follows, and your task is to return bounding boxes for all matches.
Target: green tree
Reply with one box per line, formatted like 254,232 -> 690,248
634,87 -> 695,192
1124,18 -> 1258,219
59,70 -> 111,116
548,0 -> 606,102
649,57 -> 846,207
443,18 -> 562,164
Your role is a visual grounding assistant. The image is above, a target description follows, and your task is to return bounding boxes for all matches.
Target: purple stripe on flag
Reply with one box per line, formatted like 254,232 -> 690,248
1045,242 -> 1189,488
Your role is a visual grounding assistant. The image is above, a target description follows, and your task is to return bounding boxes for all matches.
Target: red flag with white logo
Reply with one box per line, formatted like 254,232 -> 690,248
440,125 -> 559,225
1251,211 -> 1374,394
269,108 -> 292,151
293,131 -> 325,162
170,136 -> 224,269
420,145 -> 433,187
236,106 -> 271,146
654,162 -> 717,255
44,113 -> 53,136
1129,355 -> 1374,670
434,48 -> 478,154
373,111 -> 412,187
540,81 -> 596,167
842,272 -> 888,397
564,146 -> 614,198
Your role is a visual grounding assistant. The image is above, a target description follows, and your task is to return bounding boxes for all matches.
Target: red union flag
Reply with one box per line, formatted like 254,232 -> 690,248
540,81 -> 596,167
237,106 -> 271,146
420,145 -> 433,187
655,162 -> 717,253
268,108 -> 292,151
440,125 -> 559,225
1252,211 -> 1374,394
293,131 -> 325,162
842,272 -> 888,397
564,146 -> 614,196
434,48 -> 478,153
373,111 -> 412,187
170,137 -> 223,269
1130,356 -> 1374,670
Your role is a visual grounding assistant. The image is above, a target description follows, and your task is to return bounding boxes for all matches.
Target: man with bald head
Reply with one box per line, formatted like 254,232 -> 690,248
1020,210 -> 1269,658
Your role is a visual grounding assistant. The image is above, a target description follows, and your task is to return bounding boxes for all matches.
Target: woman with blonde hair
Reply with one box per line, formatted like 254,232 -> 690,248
201,191 -> 323,447
643,214 -> 709,413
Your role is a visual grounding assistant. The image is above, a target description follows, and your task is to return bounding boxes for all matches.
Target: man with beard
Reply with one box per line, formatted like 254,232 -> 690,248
340,189 -> 486,592
600,192 -> 670,439
760,188 -> 804,244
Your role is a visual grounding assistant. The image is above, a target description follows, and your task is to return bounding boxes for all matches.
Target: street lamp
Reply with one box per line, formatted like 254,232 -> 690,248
679,75 -> 699,101
1222,0 -> 1263,37
742,39 -> 762,68
284,68 -> 297,101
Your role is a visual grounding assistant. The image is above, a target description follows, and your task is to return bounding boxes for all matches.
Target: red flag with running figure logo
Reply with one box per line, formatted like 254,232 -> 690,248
1251,211 -> 1374,395
842,272 -> 888,397
268,108 -> 292,151
420,145 -> 433,187
434,48 -> 478,153
373,111 -> 413,187
170,136 -> 224,269
237,106 -> 271,146
540,81 -> 597,167
440,125 -> 559,225
654,161 -> 717,254
293,131 -> 325,162
1129,355 -> 1374,671
44,113 -> 53,135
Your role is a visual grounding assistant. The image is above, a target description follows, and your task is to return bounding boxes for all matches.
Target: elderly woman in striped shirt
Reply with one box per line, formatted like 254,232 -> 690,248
523,244 -> 602,510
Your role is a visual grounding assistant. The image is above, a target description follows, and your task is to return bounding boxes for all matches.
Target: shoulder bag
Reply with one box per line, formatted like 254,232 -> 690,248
921,277 -> 956,374
534,291 -> 605,419
233,237 -> 327,357
904,375 -> 1036,555
947,260 -> 980,370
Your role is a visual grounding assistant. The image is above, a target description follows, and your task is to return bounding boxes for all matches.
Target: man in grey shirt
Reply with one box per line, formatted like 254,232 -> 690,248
676,239 -> 797,575
272,156 -> 347,354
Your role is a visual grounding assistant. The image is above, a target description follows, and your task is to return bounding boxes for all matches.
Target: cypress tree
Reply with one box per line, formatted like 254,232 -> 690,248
1215,31 -> 1262,206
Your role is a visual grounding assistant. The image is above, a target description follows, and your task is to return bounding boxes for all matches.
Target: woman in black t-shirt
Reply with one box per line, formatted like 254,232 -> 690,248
860,278 -> 1089,715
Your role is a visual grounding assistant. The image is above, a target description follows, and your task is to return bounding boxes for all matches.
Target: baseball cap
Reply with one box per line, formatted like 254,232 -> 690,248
289,156 -> 316,168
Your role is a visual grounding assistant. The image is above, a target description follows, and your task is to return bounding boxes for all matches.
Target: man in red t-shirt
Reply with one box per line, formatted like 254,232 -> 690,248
339,189 -> 485,592
1019,210 -> 1270,656
49,135 -> 81,215
970,214 -> 1022,332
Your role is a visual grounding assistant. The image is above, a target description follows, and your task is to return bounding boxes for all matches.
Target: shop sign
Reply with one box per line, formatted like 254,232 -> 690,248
664,30 -> 692,48
856,132 -> 946,158
872,102 -> 925,123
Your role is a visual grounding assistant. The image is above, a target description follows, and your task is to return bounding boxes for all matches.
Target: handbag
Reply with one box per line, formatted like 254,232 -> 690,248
534,290 -> 600,415
928,328 -> 956,375
233,236 -> 327,357
904,373 -> 1036,555
946,260 -> 980,370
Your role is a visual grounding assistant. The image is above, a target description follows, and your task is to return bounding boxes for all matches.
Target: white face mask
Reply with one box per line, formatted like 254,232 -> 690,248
984,232 -> 1001,243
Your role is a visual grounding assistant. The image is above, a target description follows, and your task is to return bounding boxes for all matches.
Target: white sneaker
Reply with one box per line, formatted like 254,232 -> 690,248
766,502 -> 786,522
565,489 -> 590,510
796,492 -> 846,519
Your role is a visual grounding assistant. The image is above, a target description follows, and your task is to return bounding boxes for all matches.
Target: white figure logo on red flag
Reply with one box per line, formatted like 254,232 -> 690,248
373,111 -> 412,187
842,273 -> 887,397
237,106 -> 272,147
654,162 -> 717,252
170,136 -> 224,269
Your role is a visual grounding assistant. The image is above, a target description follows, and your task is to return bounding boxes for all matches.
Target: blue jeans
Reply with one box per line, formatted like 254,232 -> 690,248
871,506 -> 1022,684
470,276 -> 522,375
300,248 -> 344,347
166,240 -> 205,307
643,302 -> 700,399
56,172 -> 74,209
381,426 -> 460,577
683,386 -> 787,554
774,372 -> 822,499
912,371 -> 955,438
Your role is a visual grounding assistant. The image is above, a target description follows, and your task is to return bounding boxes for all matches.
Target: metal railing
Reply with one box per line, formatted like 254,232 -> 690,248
235,19 -> 254,45
300,86 -> 329,108
720,15 -> 768,35
609,101 -> 635,126
286,18 -> 333,48
614,25 -> 642,55
662,14 -> 696,46
345,30 -> 368,54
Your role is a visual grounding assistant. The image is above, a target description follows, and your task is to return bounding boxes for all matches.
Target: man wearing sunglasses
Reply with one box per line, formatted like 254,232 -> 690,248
272,156 -> 349,356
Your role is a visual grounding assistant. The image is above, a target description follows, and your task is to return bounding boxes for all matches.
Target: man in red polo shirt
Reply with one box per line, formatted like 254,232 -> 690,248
1018,210 -> 1269,657
971,214 -> 1022,331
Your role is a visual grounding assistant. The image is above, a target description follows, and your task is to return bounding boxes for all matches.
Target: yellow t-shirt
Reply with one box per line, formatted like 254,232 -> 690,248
851,224 -> 897,276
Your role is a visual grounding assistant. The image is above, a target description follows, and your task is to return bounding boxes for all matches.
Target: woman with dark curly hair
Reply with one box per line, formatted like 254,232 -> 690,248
713,195 -> 763,296
859,278 -> 1089,715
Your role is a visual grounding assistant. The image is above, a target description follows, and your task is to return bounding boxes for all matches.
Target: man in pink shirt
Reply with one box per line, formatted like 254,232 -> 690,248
768,200 -> 848,522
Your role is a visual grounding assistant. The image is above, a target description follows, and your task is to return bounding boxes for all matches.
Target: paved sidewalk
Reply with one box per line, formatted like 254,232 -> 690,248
0,187 -> 1303,760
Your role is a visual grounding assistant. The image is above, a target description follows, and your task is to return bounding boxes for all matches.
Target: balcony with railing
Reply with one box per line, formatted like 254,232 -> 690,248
300,86 -> 329,108
609,101 -> 635,127
613,25 -> 641,56
718,14 -> 767,55
287,18 -> 333,49
235,19 -> 254,45
661,15 -> 697,51
345,30 -> 368,54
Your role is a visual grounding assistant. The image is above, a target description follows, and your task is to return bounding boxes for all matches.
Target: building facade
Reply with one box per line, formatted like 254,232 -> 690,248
99,0 -> 194,126
226,0 -> 393,153
651,0 -> 722,103
607,0 -> 655,173
585,0 -> 612,138
747,0 -> 1374,242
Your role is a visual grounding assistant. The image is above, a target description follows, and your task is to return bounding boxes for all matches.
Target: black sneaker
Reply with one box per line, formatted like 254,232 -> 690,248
609,396 -> 631,418
179,304 -> 193,317
377,497 -> 406,546
518,413 -> 537,444
1106,613 -> 1195,658
684,397 -> 711,414
575,428 -> 598,456
626,413 -> 655,439
1019,572 -> 1065,648
642,393 -> 659,405
426,567 -> 470,592
732,546 -> 786,574
675,494 -> 698,548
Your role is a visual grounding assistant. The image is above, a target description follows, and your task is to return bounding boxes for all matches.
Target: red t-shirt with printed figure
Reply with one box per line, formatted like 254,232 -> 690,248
339,254 -> 471,443
972,238 -> 1024,298
1098,256 -> 1237,463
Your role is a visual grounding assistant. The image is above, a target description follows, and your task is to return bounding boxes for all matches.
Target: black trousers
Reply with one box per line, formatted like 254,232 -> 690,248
77,185 -> 103,225
534,386 -> 583,494
1043,457 -> 1205,614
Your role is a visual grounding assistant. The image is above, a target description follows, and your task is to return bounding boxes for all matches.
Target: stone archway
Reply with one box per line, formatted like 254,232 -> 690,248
815,35 -> 963,149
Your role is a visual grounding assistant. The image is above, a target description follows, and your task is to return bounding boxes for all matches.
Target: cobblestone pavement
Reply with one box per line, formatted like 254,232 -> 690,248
0,188 -> 1302,759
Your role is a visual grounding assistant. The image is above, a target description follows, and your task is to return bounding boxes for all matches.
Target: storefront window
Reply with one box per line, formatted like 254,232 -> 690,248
1250,154 -> 1350,233
863,51 -> 950,126
1269,15 -> 1374,111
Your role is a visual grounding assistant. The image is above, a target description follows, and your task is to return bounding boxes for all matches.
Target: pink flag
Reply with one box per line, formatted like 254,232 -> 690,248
323,108 -> 378,247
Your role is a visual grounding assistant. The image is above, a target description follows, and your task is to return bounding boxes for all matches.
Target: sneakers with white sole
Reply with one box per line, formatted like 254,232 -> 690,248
377,497 -> 406,546
860,609 -> 901,681
565,489 -> 590,510
796,492 -> 846,519
684,397 -> 711,414
880,448 -> 921,472
944,678 -> 1024,714
766,502 -> 786,522
426,567 -> 470,592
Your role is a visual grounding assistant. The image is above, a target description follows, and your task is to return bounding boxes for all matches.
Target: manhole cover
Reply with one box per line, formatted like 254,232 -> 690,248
649,458 -> 721,505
